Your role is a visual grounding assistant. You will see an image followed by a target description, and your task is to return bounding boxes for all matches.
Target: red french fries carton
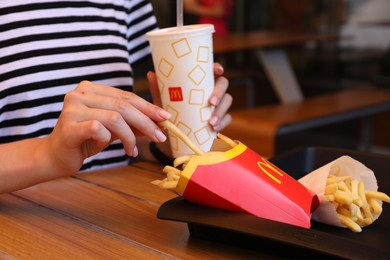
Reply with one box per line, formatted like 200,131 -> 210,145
174,141 -> 319,228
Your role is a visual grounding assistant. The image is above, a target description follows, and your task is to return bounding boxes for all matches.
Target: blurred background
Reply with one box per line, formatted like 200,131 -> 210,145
144,0 -> 389,156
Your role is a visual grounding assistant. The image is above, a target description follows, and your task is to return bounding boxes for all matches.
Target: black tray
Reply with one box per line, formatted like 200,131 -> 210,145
157,147 -> 390,259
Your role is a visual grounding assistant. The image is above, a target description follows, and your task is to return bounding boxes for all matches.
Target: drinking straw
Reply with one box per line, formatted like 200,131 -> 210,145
177,0 -> 183,27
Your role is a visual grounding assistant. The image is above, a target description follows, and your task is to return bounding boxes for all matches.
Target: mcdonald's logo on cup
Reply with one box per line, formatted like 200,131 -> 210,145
168,87 -> 183,102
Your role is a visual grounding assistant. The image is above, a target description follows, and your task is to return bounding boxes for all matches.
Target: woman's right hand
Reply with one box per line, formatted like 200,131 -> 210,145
45,80 -> 171,176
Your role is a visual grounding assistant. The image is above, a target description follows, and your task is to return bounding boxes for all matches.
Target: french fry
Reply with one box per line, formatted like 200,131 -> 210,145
151,180 -> 162,186
325,183 -> 338,195
337,181 -> 351,193
162,165 -> 181,175
357,217 -> 373,227
350,180 -> 362,206
355,206 -> 364,220
173,155 -> 193,168
349,203 -> 359,218
325,194 -> 335,202
334,190 -> 352,206
358,181 -> 367,204
369,198 -> 382,215
159,120 -> 205,155
217,133 -> 237,148
352,196 -> 363,208
338,214 -> 362,232
167,171 -> 180,181
326,175 -> 349,185
337,205 -> 352,217
158,180 -> 178,190
365,191 -> 390,203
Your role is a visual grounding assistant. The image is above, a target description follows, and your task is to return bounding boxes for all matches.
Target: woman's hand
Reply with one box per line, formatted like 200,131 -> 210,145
148,63 -> 232,132
46,81 -> 171,175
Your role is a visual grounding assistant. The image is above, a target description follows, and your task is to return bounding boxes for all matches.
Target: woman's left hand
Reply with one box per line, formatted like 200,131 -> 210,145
147,62 -> 232,132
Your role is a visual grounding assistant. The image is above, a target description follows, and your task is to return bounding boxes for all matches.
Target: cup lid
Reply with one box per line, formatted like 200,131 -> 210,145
146,24 -> 215,40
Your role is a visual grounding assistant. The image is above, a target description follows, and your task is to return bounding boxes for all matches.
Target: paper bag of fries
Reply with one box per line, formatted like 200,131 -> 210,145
153,121 -> 319,229
298,156 -> 390,232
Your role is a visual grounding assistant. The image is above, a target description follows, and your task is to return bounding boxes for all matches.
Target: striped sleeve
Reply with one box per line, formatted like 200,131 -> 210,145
125,0 -> 158,64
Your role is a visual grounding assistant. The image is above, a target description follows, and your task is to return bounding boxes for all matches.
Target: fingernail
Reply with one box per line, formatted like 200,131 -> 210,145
155,129 -> 167,142
132,146 -> 139,157
159,110 -> 171,119
217,65 -> 224,74
210,96 -> 218,106
209,115 -> 218,126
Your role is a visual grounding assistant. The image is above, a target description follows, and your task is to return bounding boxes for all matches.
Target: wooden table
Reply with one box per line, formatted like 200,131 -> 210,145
0,162 -> 283,259
1,159 -> 389,259
213,31 -> 340,104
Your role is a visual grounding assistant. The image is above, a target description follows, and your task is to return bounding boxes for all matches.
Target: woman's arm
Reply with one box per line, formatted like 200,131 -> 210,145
0,137 -> 56,193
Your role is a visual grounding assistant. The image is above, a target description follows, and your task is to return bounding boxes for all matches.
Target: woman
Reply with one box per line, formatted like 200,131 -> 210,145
0,0 -> 232,193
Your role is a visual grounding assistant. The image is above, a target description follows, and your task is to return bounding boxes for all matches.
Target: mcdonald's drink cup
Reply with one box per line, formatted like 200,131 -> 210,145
146,24 -> 216,157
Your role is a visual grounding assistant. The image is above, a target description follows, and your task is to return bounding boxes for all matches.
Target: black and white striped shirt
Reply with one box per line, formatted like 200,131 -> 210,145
0,0 -> 158,171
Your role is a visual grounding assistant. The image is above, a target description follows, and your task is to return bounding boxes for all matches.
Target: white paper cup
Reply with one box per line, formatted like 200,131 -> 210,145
146,24 -> 216,157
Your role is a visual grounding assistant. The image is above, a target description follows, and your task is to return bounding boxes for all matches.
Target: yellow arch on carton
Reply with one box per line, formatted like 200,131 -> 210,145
175,142 -> 247,195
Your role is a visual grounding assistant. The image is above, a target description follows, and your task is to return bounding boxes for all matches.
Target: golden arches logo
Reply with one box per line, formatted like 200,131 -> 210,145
257,158 -> 284,184
169,87 -> 183,102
